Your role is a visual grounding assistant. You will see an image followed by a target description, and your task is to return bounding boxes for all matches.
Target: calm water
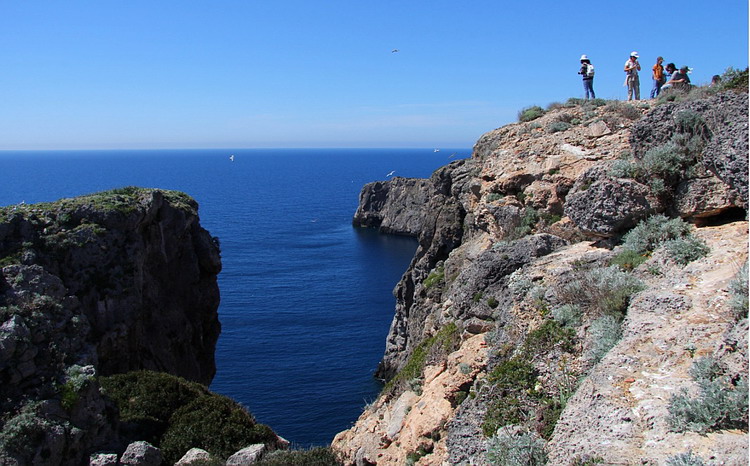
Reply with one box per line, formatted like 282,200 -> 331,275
0,148 -> 469,445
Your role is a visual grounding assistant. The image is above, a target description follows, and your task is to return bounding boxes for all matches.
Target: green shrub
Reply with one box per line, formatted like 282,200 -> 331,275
666,450 -> 706,466
587,315 -> 622,363
423,266 -> 445,289
0,402 -> 56,460
609,249 -> 648,271
524,320 -> 576,353
729,262 -> 748,319
487,296 -> 499,309
100,371 -> 277,463
667,357 -> 749,433
486,193 -> 504,203
718,67 -> 749,91
546,121 -> 571,133
383,323 -> 459,396
160,396 -> 277,464
486,428 -> 547,466
519,106 -> 546,122
604,101 -> 641,120
482,357 -> 540,436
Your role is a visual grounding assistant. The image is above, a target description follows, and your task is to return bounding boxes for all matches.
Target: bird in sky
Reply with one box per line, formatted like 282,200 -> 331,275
386,170 -> 395,177
391,49 -> 399,53
229,154 -> 234,162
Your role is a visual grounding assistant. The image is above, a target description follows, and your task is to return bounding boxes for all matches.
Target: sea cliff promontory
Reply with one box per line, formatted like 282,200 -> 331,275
0,188 -> 286,465
336,80 -> 748,464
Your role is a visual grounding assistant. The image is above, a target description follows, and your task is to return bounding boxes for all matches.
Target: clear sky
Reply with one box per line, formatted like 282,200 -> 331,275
1,1 -> 747,150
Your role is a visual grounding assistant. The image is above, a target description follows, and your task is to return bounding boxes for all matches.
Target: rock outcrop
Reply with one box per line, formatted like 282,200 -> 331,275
336,89 -> 748,465
0,188 -> 222,464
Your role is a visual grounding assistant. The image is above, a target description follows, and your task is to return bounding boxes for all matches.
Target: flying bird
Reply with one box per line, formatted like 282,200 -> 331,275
229,154 -> 234,162
386,170 -> 395,177
391,49 -> 399,53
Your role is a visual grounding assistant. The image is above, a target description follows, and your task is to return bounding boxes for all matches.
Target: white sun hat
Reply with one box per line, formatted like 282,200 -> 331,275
580,54 -> 589,60
630,51 -> 639,58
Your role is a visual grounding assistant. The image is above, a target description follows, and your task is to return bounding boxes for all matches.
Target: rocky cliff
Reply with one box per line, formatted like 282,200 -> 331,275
0,188 -> 222,464
338,87 -> 748,464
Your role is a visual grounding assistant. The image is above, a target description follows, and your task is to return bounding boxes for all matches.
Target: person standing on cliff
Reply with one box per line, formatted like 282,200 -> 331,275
651,56 -> 665,98
624,51 -> 641,100
578,54 -> 596,99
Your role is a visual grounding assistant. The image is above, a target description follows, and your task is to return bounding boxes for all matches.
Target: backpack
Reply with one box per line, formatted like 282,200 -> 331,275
586,63 -> 595,77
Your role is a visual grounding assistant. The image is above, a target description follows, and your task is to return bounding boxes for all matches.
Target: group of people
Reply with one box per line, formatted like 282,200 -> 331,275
577,52 -> 692,101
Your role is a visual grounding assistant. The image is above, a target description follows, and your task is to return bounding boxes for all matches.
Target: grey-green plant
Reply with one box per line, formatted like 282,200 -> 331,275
667,357 -> 749,433
728,262 -> 748,319
665,450 -> 706,466
551,304 -> 582,328
587,315 -> 622,363
620,215 -> 710,267
519,106 -> 546,122
0,402 -> 56,460
559,265 -> 644,318
546,121 -> 571,133
486,428 -> 548,466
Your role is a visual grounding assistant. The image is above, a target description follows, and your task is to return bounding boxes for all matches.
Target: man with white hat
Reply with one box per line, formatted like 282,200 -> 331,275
624,51 -> 641,100
578,54 -> 596,99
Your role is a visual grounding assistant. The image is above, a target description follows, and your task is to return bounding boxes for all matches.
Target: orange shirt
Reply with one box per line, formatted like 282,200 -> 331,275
653,63 -> 664,80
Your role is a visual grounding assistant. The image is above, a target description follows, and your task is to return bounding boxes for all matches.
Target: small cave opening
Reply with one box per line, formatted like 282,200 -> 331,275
694,207 -> 748,227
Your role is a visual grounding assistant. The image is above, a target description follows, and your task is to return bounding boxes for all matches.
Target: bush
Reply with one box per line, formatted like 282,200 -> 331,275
160,396 -> 278,464
604,101 -> 641,120
587,315 -> 622,363
423,266 -> 445,289
729,262 -> 748,319
254,447 -> 341,466
524,320 -> 576,353
560,266 -> 645,317
0,402 -> 56,460
482,357 -> 540,436
551,304 -> 582,328
663,236 -> 710,265
621,215 -> 692,255
519,106 -> 546,122
666,451 -> 706,466
100,371 -> 277,463
546,121 -> 571,133
621,215 -> 709,265
667,357 -> 749,433
486,428 -> 547,466
609,249 -> 648,271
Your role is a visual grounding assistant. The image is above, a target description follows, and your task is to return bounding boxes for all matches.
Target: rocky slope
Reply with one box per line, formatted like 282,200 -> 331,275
336,88 -> 748,464
0,188 -> 223,464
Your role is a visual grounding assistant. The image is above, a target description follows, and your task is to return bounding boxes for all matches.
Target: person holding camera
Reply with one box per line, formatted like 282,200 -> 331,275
624,51 -> 641,100
578,55 -> 596,99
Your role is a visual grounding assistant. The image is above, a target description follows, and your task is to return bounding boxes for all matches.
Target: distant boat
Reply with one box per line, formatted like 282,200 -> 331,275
229,154 -> 234,162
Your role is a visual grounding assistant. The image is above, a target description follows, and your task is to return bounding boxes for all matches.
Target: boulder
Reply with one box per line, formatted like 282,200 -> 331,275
120,441 -> 162,466
226,444 -> 267,465
175,448 -> 213,465
674,176 -> 736,218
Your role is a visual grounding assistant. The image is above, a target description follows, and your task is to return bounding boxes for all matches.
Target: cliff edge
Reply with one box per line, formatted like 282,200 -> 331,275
338,87 -> 748,464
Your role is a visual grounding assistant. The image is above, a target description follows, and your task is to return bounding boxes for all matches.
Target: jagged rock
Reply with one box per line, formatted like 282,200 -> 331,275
586,120 -> 612,138
120,441 -> 162,466
226,444 -> 267,465
175,448 -> 213,465
353,177 -> 432,236
89,453 -> 118,466
675,175 -> 736,218
565,171 -> 657,237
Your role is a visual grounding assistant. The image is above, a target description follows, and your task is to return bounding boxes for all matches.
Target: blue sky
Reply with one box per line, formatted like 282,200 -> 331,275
1,1 -> 747,150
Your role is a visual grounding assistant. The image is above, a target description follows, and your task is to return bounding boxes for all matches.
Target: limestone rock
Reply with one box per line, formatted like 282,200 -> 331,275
675,176 -> 736,218
120,441 -> 162,466
175,448 -> 213,465
89,453 -> 118,466
226,444 -> 267,465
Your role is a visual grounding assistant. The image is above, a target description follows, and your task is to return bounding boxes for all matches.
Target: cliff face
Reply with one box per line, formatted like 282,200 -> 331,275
336,90 -> 748,465
0,188 -> 222,464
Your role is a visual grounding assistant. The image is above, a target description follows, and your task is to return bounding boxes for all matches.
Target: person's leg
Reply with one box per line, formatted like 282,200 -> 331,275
651,78 -> 659,99
634,76 -> 640,100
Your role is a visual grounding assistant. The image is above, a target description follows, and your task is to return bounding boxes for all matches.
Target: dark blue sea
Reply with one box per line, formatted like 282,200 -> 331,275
0,148 -> 469,446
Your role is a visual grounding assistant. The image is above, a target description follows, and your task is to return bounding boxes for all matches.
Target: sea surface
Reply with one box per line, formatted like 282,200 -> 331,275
0,148 -> 470,446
